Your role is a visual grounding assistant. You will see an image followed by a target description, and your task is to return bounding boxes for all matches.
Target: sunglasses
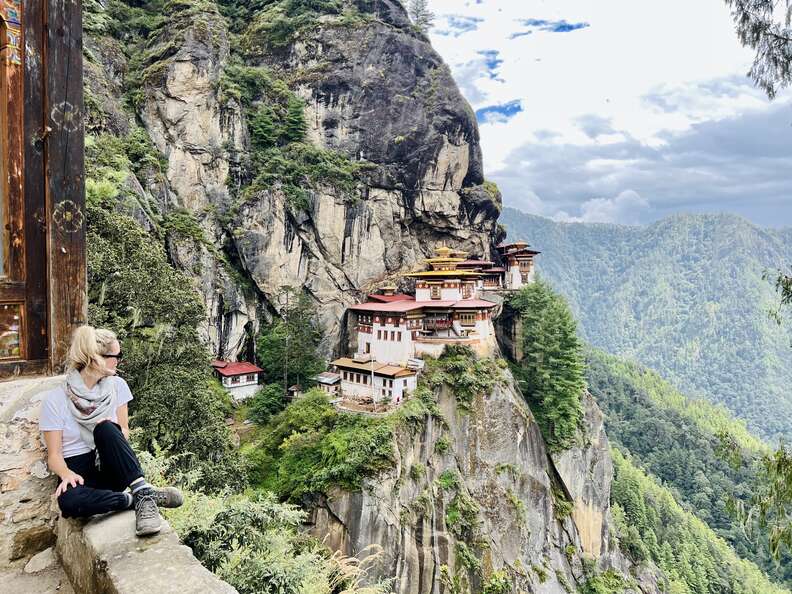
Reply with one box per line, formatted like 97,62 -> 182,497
102,351 -> 123,360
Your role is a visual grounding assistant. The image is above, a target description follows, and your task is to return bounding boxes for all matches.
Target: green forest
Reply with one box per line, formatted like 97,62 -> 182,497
506,285 -> 791,592
500,208 -> 792,441
585,348 -> 792,587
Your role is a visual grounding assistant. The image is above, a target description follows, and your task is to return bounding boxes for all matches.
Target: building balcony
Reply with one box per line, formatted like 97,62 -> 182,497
423,319 -> 452,330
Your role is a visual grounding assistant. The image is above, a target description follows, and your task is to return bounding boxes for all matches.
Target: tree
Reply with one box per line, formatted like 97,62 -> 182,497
257,286 -> 325,392
408,0 -> 434,34
249,383 -> 286,425
509,279 -> 585,451
283,96 -> 307,143
87,202 -> 246,491
723,0 -> 792,98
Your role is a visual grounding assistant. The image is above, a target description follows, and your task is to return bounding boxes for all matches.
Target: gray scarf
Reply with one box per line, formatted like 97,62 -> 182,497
65,369 -> 118,450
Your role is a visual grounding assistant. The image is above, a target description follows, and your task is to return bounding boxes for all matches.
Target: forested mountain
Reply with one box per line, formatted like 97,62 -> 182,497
585,348 -> 792,587
500,209 -> 792,441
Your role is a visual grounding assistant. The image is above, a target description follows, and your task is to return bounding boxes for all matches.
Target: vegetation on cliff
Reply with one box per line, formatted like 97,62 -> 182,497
508,279 -> 585,451
256,286 -> 325,390
87,196 -> 246,492
586,349 -> 792,586
244,346 -> 504,500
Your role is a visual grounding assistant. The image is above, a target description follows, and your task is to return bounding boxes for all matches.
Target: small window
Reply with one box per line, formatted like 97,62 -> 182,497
343,371 -> 348,380
430,285 -> 441,299
397,331 -> 402,341
390,331 -> 396,341
231,376 -> 240,384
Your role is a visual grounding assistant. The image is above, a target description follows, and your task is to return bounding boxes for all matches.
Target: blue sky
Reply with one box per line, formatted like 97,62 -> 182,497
425,0 -> 792,227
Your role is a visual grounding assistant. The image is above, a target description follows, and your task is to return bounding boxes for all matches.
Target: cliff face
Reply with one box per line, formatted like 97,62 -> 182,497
307,374 -> 658,594
85,0 -> 501,358
83,3 -> 657,591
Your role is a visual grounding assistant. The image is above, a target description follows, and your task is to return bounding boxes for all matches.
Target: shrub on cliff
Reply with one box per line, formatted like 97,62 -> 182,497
245,390 -> 394,500
509,279 -> 585,451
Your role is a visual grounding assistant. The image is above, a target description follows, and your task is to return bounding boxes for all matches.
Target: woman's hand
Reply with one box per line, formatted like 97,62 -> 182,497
55,470 -> 84,497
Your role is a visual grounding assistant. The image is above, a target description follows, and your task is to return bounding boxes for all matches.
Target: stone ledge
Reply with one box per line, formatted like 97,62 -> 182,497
57,511 -> 237,594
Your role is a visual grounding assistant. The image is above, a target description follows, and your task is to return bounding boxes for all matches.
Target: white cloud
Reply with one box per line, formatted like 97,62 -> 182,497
574,190 -> 650,224
424,0 -> 792,226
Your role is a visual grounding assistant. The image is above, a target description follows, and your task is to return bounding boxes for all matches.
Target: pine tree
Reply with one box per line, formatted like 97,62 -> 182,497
408,0 -> 435,34
257,286 -> 325,391
283,96 -> 307,143
509,279 -> 585,451
724,0 -> 792,98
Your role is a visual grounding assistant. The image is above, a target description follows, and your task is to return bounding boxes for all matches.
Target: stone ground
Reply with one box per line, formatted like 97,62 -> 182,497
0,563 -> 74,593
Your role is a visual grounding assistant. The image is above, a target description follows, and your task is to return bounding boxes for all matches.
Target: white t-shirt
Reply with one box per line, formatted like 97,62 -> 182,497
39,376 -> 134,458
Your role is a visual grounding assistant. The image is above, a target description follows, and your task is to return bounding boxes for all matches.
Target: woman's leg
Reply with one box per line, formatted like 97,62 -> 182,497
57,484 -> 130,518
58,450 -> 131,518
92,421 -> 144,491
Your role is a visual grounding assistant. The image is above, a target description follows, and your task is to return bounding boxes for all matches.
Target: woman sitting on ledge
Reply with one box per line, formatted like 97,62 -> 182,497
40,325 -> 183,537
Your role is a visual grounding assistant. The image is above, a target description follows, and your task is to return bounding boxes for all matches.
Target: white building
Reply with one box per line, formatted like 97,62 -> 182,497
314,371 -> 340,396
211,360 -> 263,401
495,241 -> 540,290
349,247 -> 499,363
331,356 -> 417,405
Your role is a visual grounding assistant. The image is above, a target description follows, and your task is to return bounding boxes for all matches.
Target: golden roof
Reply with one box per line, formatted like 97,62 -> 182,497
405,270 -> 482,278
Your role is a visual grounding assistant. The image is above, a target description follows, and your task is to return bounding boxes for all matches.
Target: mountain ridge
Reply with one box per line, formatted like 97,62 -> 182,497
500,207 -> 792,441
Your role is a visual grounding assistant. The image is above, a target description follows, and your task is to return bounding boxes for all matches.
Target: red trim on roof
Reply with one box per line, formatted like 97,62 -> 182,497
457,260 -> 494,267
367,294 -> 415,303
350,298 -> 496,313
212,361 -> 263,376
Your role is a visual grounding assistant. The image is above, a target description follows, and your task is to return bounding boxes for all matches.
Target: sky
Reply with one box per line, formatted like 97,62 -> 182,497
425,0 -> 792,227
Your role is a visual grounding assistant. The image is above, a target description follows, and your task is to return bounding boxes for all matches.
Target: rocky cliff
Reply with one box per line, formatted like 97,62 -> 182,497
84,0 -> 501,358
82,3 -> 660,592
307,373 -> 659,594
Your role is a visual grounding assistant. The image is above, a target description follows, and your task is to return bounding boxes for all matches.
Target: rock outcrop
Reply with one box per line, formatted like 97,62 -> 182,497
307,374 -> 658,594
84,0 -> 501,358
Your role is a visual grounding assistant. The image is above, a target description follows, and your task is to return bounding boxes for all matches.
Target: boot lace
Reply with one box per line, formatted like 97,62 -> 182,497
135,494 -> 158,520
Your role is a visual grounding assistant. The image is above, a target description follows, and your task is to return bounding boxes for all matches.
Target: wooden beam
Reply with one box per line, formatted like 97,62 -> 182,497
23,0 -> 49,365
1,0 -> 26,284
45,0 -> 85,372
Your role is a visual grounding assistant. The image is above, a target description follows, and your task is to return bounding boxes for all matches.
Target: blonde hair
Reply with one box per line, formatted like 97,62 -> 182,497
66,325 -> 118,372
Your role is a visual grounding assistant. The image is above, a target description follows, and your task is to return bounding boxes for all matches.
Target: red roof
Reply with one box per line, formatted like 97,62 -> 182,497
350,298 -> 495,313
350,300 -> 453,313
211,360 -> 263,377
367,294 -> 414,303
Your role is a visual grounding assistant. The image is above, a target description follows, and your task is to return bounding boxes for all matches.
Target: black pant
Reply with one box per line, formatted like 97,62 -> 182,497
58,421 -> 145,518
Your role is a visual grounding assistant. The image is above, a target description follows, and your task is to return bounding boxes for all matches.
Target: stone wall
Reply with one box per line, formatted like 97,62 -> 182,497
0,375 -> 62,566
1,375 -> 237,593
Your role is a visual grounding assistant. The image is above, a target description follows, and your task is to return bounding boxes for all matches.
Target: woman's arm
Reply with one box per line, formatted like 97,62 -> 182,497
43,430 -> 84,496
116,404 -> 130,440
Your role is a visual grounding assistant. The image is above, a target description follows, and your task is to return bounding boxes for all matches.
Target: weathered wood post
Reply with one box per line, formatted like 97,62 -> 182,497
0,0 -> 86,377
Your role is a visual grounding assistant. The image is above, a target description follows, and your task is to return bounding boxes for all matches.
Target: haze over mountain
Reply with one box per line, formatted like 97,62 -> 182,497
500,208 -> 792,441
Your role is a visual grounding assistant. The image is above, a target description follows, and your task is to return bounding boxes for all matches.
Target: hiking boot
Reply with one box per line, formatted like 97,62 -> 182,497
134,492 -> 161,537
152,486 -> 183,509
